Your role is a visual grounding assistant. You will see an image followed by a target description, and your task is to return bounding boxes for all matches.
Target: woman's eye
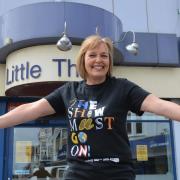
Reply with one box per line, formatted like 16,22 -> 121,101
89,54 -> 96,58
101,54 -> 108,58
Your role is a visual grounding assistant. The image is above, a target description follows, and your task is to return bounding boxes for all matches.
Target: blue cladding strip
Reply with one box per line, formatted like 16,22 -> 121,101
115,33 -> 179,66
0,101 -> 7,180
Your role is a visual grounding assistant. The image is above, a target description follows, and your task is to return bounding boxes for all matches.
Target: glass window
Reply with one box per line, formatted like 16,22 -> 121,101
12,127 -> 67,180
127,112 -> 175,180
11,112 -> 175,180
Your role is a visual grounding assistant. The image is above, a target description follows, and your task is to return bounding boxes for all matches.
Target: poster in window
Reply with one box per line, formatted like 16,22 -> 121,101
136,145 -> 148,161
16,141 -> 32,163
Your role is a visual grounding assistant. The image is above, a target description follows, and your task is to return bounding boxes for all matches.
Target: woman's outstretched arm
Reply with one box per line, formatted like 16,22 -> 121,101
141,94 -> 180,121
0,98 -> 55,128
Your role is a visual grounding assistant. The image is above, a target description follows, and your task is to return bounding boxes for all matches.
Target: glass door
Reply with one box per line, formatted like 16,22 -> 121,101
11,127 -> 68,180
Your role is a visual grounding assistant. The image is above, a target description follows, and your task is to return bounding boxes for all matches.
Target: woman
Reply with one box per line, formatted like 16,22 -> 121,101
0,35 -> 180,180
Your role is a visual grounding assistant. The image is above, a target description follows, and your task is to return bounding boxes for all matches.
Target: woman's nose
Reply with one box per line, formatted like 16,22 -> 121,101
95,55 -> 102,62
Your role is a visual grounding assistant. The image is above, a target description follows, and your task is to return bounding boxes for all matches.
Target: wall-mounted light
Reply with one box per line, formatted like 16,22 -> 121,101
56,21 -> 72,51
4,37 -> 13,46
56,25 -> 101,51
114,31 -> 139,55
56,24 -> 138,55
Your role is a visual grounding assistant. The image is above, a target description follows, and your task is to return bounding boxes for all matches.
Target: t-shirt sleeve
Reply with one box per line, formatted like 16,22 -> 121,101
44,85 -> 66,114
125,80 -> 150,116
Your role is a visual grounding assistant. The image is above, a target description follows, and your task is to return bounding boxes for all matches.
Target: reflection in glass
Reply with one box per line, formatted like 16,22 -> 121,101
11,113 -> 175,180
127,112 -> 174,180
12,127 -> 67,180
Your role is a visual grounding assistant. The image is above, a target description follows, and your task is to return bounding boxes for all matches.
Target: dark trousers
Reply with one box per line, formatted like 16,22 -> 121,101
63,161 -> 136,180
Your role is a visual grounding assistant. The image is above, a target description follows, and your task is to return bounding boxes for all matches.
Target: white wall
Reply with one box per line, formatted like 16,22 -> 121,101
113,66 -> 180,98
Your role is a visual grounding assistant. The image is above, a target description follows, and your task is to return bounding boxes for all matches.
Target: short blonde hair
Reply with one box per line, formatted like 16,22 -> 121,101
76,35 -> 113,80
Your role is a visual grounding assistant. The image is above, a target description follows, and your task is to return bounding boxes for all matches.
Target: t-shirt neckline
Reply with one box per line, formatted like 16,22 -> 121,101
84,77 -> 110,89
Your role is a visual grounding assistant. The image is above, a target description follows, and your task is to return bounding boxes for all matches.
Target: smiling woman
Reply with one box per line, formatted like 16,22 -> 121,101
1,35 -> 180,180
76,35 -> 113,84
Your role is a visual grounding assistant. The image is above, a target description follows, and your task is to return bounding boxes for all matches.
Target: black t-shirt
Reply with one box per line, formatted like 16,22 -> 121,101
45,77 -> 149,164
45,77 -> 149,179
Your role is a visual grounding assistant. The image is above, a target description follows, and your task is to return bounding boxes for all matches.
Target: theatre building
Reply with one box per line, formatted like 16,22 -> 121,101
0,1 -> 180,180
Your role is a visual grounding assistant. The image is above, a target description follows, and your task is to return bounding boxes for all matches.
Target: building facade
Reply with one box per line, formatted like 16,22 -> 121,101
0,0 -> 180,179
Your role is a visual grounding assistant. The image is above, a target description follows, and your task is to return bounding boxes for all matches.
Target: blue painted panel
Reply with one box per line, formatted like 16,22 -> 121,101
0,101 -> 7,180
0,2 -> 122,63
65,3 -> 101,38
157,34 -> 179,65
1,2 -> 121,42
116,33 -> 158,65
59,3 -> 122,41
114,32 -> 180,66
103,11 -> 122,41
5,128 -> 14,180
2,3 -> 65,41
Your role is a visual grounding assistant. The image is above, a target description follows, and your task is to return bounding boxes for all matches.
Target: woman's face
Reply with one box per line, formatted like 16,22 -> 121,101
84,42 -> 110,85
